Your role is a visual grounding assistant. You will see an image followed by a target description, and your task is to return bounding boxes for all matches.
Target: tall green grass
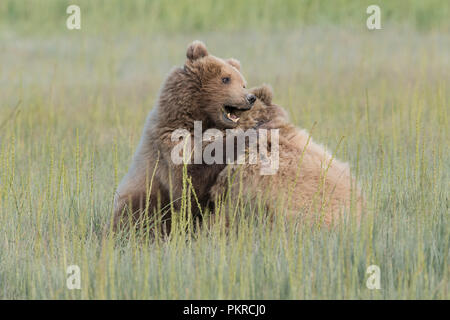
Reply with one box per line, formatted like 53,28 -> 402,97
0,2 -> 448,299
1,0 -> 449,35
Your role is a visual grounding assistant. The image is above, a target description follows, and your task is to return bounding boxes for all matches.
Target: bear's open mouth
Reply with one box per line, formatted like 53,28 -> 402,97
223,105 -> 243,123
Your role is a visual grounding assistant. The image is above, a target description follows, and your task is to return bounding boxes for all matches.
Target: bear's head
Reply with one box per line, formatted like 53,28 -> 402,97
183,41 -> 256,129
237,84 -> 289,130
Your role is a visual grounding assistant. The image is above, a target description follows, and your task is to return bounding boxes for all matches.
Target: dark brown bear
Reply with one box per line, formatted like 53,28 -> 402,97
112,41 -> 257,233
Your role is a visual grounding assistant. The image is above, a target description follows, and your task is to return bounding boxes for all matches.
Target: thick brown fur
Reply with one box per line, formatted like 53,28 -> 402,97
211,85 -> 364,227
113,41 -> 257,233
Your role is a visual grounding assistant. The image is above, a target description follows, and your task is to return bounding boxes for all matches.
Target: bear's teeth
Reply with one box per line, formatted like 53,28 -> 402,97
227,113 -> 240,122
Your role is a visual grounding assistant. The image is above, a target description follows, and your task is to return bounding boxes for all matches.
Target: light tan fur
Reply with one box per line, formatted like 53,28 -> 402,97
211,85 -> 364,227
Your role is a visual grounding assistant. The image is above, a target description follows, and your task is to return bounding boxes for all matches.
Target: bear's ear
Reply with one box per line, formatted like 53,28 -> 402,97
186,40 -> 208,61
226,58 -> 241,71
250,84 -> 273,105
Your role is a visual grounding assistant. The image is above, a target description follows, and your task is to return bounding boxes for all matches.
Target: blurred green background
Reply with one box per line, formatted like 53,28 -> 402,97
1,0 -> 449,34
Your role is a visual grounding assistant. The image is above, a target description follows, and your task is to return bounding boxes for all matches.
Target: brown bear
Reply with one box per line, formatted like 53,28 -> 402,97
112,41 -> 258,233
210,85 -> 364,227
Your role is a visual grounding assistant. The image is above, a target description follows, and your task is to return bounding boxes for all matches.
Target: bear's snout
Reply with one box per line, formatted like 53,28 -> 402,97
245,94 -> 256,107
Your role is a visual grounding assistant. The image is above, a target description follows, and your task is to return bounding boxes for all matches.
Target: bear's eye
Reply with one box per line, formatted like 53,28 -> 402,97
222,77 -> 230,84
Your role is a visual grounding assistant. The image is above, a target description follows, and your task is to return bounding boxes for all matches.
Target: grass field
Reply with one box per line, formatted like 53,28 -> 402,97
0,1 -> 448,299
